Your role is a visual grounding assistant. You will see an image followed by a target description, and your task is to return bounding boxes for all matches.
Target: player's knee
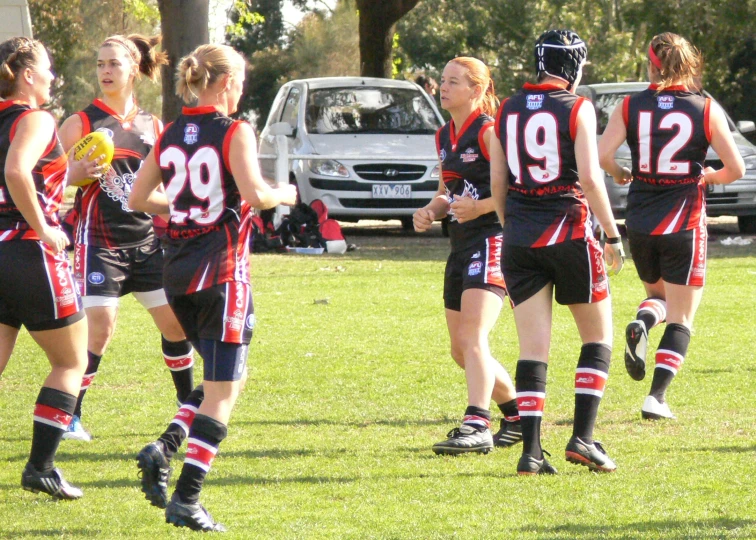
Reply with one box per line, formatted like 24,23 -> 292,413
450,346 -> 465,368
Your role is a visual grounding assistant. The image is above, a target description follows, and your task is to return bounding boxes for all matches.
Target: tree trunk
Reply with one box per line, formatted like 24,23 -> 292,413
356,0 -> 420,78
158,0 -> 210,122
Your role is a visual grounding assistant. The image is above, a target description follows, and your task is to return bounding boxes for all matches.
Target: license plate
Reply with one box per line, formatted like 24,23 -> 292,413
372,184 -> 411,199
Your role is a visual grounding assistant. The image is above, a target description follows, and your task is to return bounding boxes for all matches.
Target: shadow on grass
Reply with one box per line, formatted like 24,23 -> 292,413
4,450 -> 136,464
678,444 -> 756,454
234,417 -> 454,428
524,518 -> 755,539
4,530 -> 98,538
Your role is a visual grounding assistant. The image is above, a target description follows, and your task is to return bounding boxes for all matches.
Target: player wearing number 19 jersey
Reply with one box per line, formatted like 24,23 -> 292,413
492,30 -> 624,476
599,32 -> 744,421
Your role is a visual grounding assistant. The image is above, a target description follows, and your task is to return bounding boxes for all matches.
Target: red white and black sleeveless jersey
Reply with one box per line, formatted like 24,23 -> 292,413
495,83 -> 591,248
74,99 -> 160,248
155,106 -> 251,296
0,101 -> 68,241
436,109 -> 501,252
624,85 -> 710,235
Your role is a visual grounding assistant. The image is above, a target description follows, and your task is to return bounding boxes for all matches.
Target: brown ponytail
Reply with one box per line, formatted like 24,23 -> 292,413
101,34 -> 168,81
175,44 -> 245,104
0,37 -> 45,98
448,57 -> 499,117
649,32 -> 703,92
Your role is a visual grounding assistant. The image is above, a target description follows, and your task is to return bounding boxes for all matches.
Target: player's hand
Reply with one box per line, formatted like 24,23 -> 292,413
67,146 -> 106,185
413,207 -> 435,232
278,184 -> 298,206
613,166 -> 632,186
39,226 -> 70,255
450,195 -> 478,223
703,166 -> 717,184
604,238 -> 625,276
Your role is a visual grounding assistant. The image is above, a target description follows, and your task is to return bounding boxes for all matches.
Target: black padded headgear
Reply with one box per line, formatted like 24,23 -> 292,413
534,30 -> 587,87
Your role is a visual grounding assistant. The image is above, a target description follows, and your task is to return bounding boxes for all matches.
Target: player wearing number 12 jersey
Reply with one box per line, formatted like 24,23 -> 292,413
491,30 -> 624,476
599,32 -> 744,420
129,44 -> 296,532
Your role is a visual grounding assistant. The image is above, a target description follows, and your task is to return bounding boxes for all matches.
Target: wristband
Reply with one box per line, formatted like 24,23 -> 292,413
606,236 -> 621,244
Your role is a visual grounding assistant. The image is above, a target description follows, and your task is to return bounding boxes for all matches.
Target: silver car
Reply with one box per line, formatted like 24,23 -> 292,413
578,82 -> 756,233
258,77 -> 444,229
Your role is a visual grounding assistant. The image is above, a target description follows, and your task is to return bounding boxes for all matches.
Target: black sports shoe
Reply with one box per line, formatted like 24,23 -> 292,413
21,463 -> 83,500
432,424 -> 493,455
517,450 -> 558,476
137,442 -> 172,508
492,419 -> 523,448
565,436 -> 617,472
165,493 -> 227,532
625,320 -> 648,381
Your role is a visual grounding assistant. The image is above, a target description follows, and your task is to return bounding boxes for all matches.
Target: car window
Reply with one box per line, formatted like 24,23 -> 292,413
267,88 -> 288,125
281,87 -> 301,130
305,87 -> 441,135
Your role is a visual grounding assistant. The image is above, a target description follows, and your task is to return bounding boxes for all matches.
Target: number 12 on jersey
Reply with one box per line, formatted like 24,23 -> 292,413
637,111 -> 693,175
505,112 -> 562,184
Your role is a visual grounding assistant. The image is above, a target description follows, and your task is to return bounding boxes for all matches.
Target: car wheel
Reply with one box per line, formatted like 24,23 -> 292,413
737,215 -> 756,234
400,217 -> 414,231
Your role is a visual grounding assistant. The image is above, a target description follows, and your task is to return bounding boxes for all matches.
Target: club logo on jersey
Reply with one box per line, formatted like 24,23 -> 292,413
461,148 -> 479,163
526,94 -> 545,110
468,261 -> 482,276
657,95 -> 675,110
95,127 -> 114,139
88,272 -> 105,285
246,314 -> 255,329
100,167 -> 137,212
439,148 -> 447,162
471,251 -> 481,259
184,124 -> 199,144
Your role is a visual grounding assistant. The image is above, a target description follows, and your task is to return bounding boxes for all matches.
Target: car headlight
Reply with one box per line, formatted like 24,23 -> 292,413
744,154 -> 756,171
309,159 -> 349,178
431,164 -> 440,178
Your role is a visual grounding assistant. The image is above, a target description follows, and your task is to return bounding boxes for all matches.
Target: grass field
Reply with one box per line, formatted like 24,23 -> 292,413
1,221 -> 754,539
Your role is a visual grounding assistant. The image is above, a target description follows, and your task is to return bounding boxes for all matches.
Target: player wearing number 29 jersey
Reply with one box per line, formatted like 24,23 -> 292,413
154,106 -> 251,298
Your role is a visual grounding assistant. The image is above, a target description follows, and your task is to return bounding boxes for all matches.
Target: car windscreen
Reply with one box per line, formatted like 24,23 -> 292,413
305,87 -> 441,135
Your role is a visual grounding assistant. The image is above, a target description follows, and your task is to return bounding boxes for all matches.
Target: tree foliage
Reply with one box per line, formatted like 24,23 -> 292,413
397,0 -> 756,122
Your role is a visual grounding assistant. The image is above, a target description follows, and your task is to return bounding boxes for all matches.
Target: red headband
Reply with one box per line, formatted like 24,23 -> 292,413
648,43 -> 663,69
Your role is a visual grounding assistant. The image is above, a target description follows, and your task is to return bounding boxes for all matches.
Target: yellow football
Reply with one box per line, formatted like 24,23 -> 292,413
70,131 -> 115,187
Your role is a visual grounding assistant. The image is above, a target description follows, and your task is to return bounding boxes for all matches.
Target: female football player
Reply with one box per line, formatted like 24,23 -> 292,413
599,32 -> 744,419
490,30 -> 624,475
129,43 -> 296,531
58,34 -> 194,441
0,37 -> 86,499
413,57 -> 520,456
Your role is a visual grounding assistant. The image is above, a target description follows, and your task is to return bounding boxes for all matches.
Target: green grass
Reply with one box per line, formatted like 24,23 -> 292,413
1,224 -> 755,539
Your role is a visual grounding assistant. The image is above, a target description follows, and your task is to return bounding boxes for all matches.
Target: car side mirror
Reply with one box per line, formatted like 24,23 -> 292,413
736,120 -> 755,134
269,122 -> 295,137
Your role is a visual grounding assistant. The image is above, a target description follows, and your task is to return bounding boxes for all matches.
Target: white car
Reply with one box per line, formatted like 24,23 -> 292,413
258,77 -> 444,228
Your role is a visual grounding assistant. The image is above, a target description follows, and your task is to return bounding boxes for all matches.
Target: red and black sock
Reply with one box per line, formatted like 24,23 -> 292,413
497,399 -> 520,423
650,323 -> 690,402
158,385 -> 204,460
462,405 -> 491,431
516,360 -> 547,459
29,387 -> 77,472
74,351 -> 102,418
174,414 -> 227,504
572,343 -> 611,444
636,298 -> 667,331
162,336 -> 194,404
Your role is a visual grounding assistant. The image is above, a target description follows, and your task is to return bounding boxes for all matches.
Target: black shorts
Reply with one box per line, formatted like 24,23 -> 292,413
167,281 -> 254,346
74,239 -> 164,298
502,237 -> 609,307
627,224 -> 706,287
443,234 -> 507,311
0,241 -> 84,331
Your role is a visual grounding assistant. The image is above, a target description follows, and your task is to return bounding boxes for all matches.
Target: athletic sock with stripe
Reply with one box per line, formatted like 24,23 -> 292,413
650,323 -> 690,402
174,414 -> 227,504
74,351 -> 102,418
158,385 -> 205,460
29,387 -> 77,472
572,343 -> 611,444
636,298 -> 667,331
516,360 -> 547,459
162,336 -> 195,403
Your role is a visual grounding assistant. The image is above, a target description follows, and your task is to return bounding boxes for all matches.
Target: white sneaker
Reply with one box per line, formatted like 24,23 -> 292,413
61,415 -> 92,441
641,395 -> 675,420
